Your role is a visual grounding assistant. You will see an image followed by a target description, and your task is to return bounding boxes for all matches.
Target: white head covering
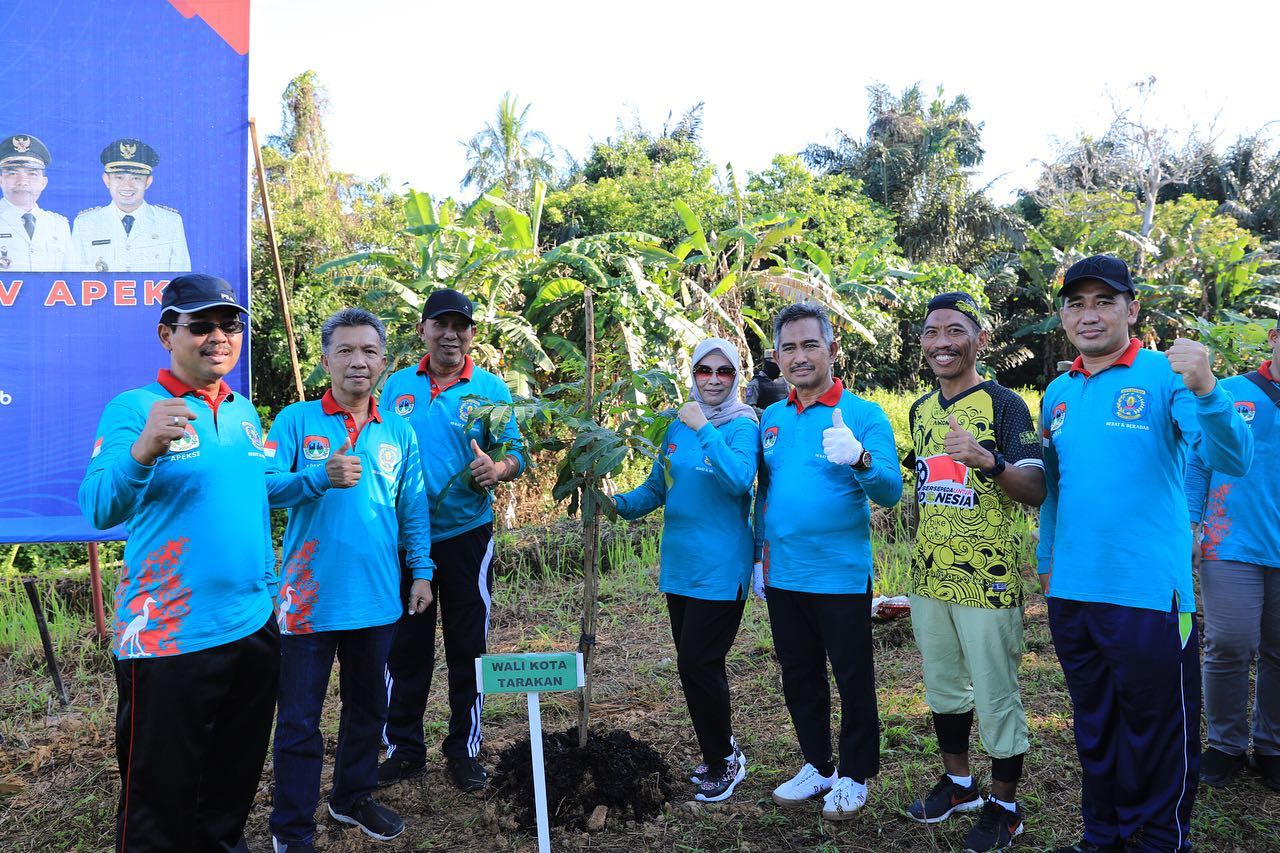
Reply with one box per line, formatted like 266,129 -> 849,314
690,337 -> 759,426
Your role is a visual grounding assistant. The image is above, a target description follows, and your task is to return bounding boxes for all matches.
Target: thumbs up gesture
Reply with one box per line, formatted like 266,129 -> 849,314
325,439 -> 362,488
943,414 -> 995,469
1164,337 -> 1216,396
469,438 -> 506,488
822,408 -> 863,466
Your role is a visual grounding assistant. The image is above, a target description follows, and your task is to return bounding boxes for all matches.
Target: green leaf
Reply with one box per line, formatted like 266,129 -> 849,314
673,199 -> 711,258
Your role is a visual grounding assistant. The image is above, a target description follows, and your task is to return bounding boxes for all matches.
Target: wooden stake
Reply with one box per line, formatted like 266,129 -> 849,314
249,119 -> 306,403
577,288 -> 600,748
87,543 -> 106,644
23,579 -> 70,707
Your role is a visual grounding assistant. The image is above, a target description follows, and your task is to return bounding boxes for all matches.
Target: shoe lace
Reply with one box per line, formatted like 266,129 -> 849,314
828,776 -> 857,801
973,799 -> 1003,835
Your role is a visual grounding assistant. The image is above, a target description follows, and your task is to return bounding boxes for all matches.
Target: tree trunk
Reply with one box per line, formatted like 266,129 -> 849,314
577,288 -> 600,748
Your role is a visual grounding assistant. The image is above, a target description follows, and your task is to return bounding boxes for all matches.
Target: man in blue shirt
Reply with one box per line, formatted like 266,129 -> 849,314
80,273 -> 276,852
1038,255 -> 1253,853
1186,320 -> 1280,792
757,302 -> 902,821
379,289 -> 525,792
265,308 -> 436,851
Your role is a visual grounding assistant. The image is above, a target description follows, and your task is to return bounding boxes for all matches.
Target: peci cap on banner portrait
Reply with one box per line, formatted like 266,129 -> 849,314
0,0 -> 251,542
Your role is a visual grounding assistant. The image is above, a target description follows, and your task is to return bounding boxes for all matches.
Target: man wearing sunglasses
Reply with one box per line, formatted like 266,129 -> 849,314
379,288 -> 526,793
0,133 -> 77,271
80,273 -> 278,852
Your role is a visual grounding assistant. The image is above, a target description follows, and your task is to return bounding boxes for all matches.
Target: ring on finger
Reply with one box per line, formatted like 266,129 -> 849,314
172,415 -> 181,426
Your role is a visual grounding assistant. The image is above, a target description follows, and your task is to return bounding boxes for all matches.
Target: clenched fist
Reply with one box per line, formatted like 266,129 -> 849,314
131,398 -> 198,465
1165,338 -> 1216,396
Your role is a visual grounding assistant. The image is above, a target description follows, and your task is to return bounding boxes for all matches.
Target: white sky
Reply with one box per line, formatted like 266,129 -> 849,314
249,0 -> 1279,205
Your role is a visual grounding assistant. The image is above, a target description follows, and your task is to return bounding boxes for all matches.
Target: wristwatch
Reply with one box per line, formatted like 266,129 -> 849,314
979,451 -> 1006,480
852,449 -> 873,471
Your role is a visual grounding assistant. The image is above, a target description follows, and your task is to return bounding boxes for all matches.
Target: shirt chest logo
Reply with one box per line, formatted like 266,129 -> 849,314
457,399 -> 478,423
394,394 -> 415,416
167,424 -> 199,453
915,453 -> 976,509
1049,402 -> 1067,433
377,442 -> 401,477
241,421 -> 264,451
1114,388 -> 1148,421
762,426 -> 779,450
1235,400 -> 1256,424
665,442 -> 677,456
302,435 -> 331,461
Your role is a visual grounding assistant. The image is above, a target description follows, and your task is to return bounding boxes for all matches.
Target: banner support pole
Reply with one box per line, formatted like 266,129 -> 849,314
248,118 -> 306,403
87,543 -> 106,644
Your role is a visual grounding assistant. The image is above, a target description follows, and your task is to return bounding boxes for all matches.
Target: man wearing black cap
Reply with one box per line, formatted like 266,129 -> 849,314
73,138 -> 191,272
378,288 -> 526,792
1036,255 -> 1253,853
0,133 -> 76,271
79,273 -> 278,851
903,292 -> 1045,852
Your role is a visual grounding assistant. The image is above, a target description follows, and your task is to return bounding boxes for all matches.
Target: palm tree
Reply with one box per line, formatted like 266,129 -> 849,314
460,92 -> 555,205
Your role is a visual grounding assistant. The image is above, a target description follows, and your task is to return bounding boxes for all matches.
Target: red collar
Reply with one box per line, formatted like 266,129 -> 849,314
157,369 -> 233,410
416,353 -> 474,381
1262,360 -> 1277,382
321,389 -> 382,423
1068,337 -> 1142,378
787,378 -> 844,414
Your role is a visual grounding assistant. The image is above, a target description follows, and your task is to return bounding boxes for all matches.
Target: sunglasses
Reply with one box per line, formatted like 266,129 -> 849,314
694,365 -> 737,379
171,319 -> 245,336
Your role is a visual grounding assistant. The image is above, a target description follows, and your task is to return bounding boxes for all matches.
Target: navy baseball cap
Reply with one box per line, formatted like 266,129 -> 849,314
925,291 -> 986,329
421,288 -> 474,323
1059,255 -> 1135,297
161,273 -> 249,315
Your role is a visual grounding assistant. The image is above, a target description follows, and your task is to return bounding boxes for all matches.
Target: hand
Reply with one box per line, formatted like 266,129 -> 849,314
1165,337 -> 1216,396
1038,574 -> 1050,595
407,579 -> 434,615
678,401 -> 709,431
752,562 -> 767,601
131,398 -> 198,465
944,415 -> 996,470
469,439 -> 507,488
1191,523 -> 1203,571
325,439 -> 362,488
822,408 -> 863,466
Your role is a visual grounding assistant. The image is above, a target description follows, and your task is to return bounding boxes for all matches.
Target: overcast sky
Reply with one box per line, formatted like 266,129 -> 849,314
249,0 -> 1279,204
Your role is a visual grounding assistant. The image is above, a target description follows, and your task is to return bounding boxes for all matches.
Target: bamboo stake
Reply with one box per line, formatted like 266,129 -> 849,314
577,288 -> 600,748
249,119 -> 306,402
87,543 -> 106,644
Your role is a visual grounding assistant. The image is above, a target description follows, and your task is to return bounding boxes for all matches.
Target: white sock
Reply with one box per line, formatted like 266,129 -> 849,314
993,796 -> 1017,813
947,773 -> 973,787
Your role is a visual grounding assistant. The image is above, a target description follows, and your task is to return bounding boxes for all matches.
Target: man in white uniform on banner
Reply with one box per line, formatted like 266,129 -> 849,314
73,138 -> 191,273
0,133 -> 76,271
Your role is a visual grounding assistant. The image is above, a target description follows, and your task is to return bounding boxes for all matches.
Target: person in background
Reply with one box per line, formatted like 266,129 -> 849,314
0,133 -> 76,271
610,337 -> 759,802
1186,318 -> 1280,793
744,347 -> 789,414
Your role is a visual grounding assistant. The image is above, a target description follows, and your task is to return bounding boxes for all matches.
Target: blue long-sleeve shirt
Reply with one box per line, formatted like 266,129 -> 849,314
264,392 -> 435,634
380,356 -> 525,541
1185,361 -> 1278,569
614,416 -> 759,600
757,380 -> 903,594
1037,340 -> 1254,612
79,370 -> 275,659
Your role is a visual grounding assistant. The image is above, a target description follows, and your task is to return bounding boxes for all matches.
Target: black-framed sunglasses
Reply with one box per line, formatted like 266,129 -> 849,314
694,365 -> 737,379
171,319 -> 245,336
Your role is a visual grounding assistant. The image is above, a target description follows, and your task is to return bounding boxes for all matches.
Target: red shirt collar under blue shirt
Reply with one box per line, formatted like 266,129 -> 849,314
320,388 -> 381,445
417,354 -> 475,399
156,368 -> 233,416
1067,337 -> 1142,378
785,377 -> 845,413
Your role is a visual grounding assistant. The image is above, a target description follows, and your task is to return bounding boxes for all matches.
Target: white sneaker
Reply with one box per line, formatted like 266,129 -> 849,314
822,776 -> 867,821
772,762 -> 838,806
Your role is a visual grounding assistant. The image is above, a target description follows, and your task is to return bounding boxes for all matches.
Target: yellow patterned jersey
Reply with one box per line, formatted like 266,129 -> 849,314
907,381 -> 1042,608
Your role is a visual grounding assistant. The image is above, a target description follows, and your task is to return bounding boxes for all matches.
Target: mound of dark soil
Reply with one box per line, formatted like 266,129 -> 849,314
491,725 -> 675,830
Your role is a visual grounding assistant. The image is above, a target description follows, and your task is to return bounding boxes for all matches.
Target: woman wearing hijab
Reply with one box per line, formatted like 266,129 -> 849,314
611,337 -> 760,802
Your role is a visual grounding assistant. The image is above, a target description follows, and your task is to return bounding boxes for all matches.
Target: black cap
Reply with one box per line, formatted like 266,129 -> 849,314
161,274 -> 249,316
0,134 -> 51,169
102,138 -> 160,175
925,291 -> 986,329
421,288 -> 474,323
1060,254 -> 1135,297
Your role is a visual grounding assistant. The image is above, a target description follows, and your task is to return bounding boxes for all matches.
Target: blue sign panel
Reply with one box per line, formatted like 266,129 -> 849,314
0,0 -> 250,542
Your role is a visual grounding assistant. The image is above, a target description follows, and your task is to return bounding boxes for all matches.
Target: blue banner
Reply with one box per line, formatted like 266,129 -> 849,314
0,0 -> 250,542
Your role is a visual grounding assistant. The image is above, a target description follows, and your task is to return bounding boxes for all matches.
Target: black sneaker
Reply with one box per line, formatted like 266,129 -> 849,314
905,773 -> 982,823
691,736 -> 740,784
272,839 -> 317,853
376,754 -> 426,788
694,750 -> 748,803
1254,752 -> 1280,792
1200,747 -> 1247,788
963,797 -> 1024,852
1052,843 -> 1125,853
447,756 -> 489,792
327,795 -> 405,841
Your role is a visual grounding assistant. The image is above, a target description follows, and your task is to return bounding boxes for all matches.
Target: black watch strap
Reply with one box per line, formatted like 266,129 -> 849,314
979,451 -> 1006,480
